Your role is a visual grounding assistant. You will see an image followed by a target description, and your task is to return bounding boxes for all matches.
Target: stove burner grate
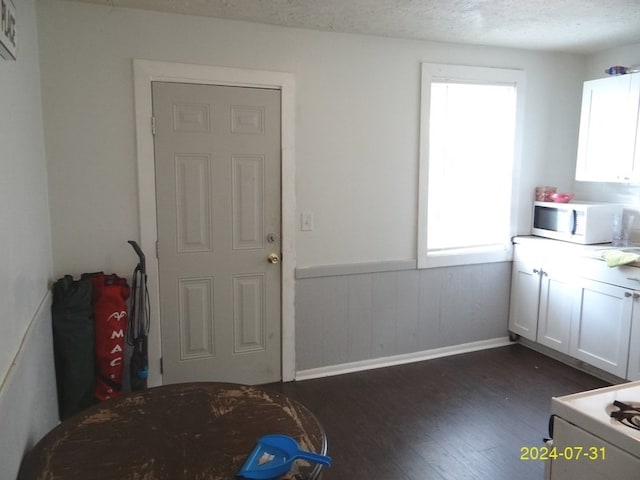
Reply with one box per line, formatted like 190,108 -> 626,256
610,400 -> 640,431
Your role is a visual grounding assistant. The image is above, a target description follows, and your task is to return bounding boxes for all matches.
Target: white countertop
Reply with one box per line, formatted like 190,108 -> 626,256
513,235 -> 640,265
513,236 -> 640,290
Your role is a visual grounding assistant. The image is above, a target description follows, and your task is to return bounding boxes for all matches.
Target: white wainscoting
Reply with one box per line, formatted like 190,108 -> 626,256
295,261 -> 512,375
0,292 -> 59,479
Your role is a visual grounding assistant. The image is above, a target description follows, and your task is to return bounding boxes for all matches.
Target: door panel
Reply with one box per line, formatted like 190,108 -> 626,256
233,274 -> 266,353
152,82 -> 281,385
232,155 -> 265,250
178,276 -> 214,359
175,154 -> 213,253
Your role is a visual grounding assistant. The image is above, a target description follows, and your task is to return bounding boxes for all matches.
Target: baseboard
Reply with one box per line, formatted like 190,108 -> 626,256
295,336 -> 511,381
516,337 -> 625,385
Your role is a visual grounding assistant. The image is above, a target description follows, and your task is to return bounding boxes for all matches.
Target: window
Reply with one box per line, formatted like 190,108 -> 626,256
418,63 -> 525,268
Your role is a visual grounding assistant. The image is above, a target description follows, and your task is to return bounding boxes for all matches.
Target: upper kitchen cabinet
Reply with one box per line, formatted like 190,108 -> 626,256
575,72 -> 640,182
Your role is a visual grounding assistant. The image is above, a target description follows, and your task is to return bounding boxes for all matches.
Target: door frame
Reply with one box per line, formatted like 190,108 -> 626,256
132,59 -> 296,385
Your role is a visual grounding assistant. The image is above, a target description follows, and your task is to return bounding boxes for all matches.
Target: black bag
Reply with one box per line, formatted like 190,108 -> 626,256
52,275 -> 96,420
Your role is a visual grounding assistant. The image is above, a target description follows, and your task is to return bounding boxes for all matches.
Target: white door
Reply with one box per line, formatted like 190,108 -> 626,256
152,81 -> 282,385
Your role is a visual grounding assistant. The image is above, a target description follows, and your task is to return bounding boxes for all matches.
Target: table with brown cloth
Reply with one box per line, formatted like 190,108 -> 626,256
18,382 -> 328,480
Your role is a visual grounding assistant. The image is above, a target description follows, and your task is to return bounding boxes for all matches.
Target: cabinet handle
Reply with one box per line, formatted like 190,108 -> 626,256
625,292 -> 633,297
533,269 -> 540,274
635,293 -> 640,300
627,277 -> 640,282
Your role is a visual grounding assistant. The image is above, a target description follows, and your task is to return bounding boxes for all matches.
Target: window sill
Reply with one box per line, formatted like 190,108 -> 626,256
419,244 -> 513,269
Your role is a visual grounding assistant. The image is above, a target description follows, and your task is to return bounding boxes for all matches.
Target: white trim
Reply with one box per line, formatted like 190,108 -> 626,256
133,59 -> 296,384
0,291 -> 52,394
295,259 -> 417,279
295,336 -> 511,380
424,245 -> 513,268
417,63 -> 526,269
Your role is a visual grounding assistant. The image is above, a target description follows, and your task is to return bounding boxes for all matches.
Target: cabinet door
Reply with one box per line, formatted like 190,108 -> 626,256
509,260 -> 541,341
575,74 -> 638,182
536,270 -> 577,355
626,293 -> 640,380
570,280 -> 632,377
548,417 -> 640,480
632,73 -> 640,180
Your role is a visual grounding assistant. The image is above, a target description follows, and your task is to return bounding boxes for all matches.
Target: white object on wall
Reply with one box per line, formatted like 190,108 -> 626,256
0,0 -> 17,60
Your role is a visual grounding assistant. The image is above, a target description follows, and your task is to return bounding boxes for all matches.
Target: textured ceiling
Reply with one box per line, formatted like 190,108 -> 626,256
69,0 -> 640,54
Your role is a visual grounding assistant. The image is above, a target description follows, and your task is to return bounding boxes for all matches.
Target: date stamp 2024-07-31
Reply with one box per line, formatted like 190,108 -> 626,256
520,445 -> 606,461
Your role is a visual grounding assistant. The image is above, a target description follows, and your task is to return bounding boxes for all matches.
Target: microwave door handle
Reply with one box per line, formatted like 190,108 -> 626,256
570,209 -> 577,235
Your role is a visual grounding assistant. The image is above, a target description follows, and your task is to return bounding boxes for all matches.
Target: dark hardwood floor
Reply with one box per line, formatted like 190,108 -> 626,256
265,344 -> 610,480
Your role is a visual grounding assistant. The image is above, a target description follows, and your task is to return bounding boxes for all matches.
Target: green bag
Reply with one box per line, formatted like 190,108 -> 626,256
52,275 -> 96,420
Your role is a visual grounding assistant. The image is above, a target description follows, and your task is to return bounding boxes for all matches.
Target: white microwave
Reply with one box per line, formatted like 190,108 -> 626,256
531,201 -> 623,244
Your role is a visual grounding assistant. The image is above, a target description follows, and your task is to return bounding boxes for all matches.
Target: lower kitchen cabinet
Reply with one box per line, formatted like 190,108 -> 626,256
509,240 -> 640,379
569,279 -> 634,378
508,245 -> 576,352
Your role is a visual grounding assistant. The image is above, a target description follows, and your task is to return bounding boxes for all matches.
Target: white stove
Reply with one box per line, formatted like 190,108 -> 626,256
546,381 -> 640,479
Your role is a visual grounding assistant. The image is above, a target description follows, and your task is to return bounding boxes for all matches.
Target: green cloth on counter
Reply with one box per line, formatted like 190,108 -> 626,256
602,250 -> 640,267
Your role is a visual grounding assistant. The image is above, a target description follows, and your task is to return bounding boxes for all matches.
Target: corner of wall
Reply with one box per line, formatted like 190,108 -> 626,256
0,293 -> 59,479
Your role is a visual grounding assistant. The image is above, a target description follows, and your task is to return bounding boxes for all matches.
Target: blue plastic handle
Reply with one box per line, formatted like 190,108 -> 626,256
237,434 -> 331,479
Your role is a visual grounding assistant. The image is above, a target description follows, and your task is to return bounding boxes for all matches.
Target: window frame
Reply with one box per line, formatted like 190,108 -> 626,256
417,63 -> 526,269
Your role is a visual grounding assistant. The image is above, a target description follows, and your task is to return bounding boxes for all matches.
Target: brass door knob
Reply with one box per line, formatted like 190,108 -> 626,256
267,253 -> 281,264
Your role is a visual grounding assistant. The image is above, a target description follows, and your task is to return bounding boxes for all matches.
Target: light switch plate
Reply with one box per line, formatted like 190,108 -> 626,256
301,212 -> 314,231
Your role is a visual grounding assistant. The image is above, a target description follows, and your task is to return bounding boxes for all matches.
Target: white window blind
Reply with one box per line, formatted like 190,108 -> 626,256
418,64 -> 525,268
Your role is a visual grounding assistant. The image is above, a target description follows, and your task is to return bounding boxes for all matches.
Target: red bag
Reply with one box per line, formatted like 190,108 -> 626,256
85,273 -> 130,401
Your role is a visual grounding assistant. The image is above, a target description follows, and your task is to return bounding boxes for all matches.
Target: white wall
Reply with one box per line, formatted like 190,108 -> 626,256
36,0 -> 592,388
0,0 -> 58,477
38,0 -> 586,274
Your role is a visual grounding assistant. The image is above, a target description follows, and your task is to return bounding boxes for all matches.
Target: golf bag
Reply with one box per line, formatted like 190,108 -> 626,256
84,272 -> 130,401
51,275 -> 96,420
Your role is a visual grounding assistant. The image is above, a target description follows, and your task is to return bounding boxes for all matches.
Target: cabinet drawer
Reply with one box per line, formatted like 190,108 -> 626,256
513,244 -> 582,273
575,257 -> 640,290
